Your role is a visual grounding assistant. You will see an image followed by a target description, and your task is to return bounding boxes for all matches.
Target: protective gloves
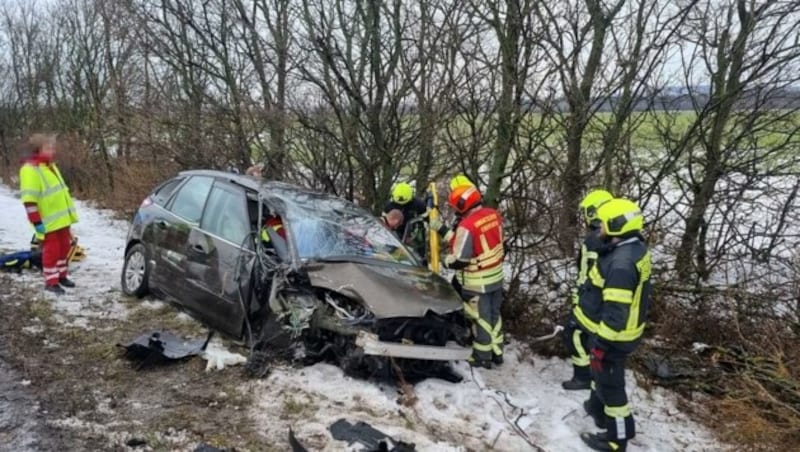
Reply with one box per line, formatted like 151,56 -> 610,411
34,223 -> 45,235
428,216 -> 444,232
589,347 -> 605,373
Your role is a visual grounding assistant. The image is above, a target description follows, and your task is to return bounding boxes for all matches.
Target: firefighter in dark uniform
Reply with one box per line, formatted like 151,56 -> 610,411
382,182 -> 427,240
562,189 -> 614,390
578,198 -> 651,452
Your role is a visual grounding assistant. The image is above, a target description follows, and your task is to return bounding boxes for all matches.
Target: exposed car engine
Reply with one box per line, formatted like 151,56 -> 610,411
238,225 -> 470,382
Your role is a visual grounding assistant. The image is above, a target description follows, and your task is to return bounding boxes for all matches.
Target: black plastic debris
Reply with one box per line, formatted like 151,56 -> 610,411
194,443 -> 226,452
125,437 -> 147,448
118,330 -> 213,369
288,427 -> 309,452
329,419 -> 416,452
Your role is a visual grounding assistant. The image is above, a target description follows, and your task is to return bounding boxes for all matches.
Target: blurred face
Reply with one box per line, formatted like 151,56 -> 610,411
384,209 -> 404,230
39,142 -> 56,159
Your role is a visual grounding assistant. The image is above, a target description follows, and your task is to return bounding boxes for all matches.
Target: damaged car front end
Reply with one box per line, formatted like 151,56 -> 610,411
242,183 -> 471,381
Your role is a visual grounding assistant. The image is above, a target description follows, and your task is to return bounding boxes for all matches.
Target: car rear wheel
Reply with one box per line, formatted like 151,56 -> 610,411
122,243 -> 149,297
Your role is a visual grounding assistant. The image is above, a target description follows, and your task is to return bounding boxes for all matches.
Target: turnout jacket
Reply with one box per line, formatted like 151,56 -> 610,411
573,234 -> 651,353
449,206 -> 505,295
572,229 -> 606,306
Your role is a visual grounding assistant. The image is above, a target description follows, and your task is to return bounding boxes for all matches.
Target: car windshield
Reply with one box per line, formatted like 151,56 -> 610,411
274,188 -> 419,266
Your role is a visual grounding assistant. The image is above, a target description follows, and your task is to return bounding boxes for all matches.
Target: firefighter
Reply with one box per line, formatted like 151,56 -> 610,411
382,182 -> 426,240
260,213 -> 288,257
561,189 -> 614,390
428,174 -> 476,243
19,134 -> 79,295
442,184 -> 505,368
579,198 -> 651,452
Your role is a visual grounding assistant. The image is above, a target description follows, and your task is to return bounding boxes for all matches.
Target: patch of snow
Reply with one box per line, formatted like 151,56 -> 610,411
175,312 -> 196,323
249,343 -> 725,452
22,324 -> 45,335
139,299 -> 168,310
200,339 -> 248,371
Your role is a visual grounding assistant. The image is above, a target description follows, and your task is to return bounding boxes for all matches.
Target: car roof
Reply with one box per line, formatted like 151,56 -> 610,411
176,169 -> 344,203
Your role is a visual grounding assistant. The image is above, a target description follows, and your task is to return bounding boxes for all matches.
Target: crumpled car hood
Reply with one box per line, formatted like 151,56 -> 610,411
304,261 -> 462,318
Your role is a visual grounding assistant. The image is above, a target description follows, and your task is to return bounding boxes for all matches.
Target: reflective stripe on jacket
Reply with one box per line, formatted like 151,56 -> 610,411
452,206 -> 504,294
573,236 -> 651,352
572,233 -> 602,306
19,162 -> 78,233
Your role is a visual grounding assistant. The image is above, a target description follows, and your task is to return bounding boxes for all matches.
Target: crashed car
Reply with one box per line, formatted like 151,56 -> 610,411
121,170 -> 471,380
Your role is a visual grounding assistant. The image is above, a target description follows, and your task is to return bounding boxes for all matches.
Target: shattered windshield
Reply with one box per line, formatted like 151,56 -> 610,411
274,188 -> 419,266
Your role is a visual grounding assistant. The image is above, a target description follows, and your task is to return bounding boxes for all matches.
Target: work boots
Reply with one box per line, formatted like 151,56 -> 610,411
468,354 -> 492,369
492,354 -> 504,366
562,377 -> 591,390
59,277 -> 76,288
583,400 -> 605,429
562,365 -> 591,390
580,432 -> 627,451
45,284 -> 66,295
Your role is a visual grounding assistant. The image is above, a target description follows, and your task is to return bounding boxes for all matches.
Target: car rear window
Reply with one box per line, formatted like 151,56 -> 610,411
168,176 -> 214,222
151,178 -> 183,206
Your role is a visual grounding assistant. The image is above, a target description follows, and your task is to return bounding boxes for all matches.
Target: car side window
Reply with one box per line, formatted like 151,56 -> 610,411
200,184 -> 250,245
151,178 -> 183,206
168,176 -> 214,222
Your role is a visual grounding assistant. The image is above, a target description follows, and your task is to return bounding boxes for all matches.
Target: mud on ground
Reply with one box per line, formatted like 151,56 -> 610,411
0,273 -> 272,452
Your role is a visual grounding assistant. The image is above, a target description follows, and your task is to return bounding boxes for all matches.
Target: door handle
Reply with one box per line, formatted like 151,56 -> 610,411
155,219 -> 168,229
192,243 -> 208,254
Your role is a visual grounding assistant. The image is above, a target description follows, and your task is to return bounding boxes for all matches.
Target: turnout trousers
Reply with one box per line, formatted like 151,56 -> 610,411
464,289 -> 504,361
586,348 -> 636,442
562,315 -> 591,381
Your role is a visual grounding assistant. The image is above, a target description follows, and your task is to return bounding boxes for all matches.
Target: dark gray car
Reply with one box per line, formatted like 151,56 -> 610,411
121,170 -> 471,379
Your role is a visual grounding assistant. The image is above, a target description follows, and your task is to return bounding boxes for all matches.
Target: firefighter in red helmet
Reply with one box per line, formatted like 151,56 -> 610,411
442,184 -> 505,368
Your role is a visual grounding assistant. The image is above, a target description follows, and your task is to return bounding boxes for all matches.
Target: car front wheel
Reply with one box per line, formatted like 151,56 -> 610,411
122,243 -> 150,297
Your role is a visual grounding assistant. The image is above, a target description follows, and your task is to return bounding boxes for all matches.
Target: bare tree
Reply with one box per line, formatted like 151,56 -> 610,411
668,0 -> 800,281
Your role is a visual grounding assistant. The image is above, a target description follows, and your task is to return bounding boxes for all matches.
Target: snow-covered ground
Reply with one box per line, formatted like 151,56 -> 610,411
0,184 -> 131,328
0,183 -> 727,451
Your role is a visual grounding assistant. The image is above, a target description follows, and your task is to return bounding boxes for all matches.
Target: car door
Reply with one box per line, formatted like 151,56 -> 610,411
154,175 -> 215,301
142,176 -> 185,291
184,180 -> 253,337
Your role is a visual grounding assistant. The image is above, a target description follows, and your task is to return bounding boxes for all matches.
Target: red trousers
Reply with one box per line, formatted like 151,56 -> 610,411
43,227 -> 71,286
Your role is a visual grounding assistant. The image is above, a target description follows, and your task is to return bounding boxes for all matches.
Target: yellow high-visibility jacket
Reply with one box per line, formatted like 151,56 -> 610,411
20,161 -> 79,239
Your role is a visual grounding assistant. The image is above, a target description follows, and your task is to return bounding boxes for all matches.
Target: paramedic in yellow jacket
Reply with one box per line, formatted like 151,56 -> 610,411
19,134 -> 79,295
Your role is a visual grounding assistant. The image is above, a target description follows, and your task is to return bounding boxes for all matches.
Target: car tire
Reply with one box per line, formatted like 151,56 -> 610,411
122,243 -> 150,298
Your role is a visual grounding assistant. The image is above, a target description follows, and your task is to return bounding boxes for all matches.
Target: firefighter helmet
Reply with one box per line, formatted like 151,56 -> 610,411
449,174 -> 475,190
448,185 -> 482,213
391,182 -> 414,205
579,189 -> 613,224
596,198 -> 644,237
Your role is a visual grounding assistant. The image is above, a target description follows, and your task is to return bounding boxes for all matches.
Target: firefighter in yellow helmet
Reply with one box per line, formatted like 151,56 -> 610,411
562,189 -> 614,390
579,198 -> 651,452
382,182 -> 426,247
449,174 -> 474,190
429,174 -> 476,243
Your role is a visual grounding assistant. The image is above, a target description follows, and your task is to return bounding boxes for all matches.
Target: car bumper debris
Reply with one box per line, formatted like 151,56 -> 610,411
355,331 -> 471,361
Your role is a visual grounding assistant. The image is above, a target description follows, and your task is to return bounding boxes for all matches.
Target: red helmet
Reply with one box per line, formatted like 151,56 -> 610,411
448,185 -> 482,213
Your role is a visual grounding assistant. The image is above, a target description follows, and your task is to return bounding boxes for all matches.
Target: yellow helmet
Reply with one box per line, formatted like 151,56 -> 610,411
449,174 -> 475,190
596,198 -> 644,237
579,189 -> 613,223
391,182 -> 414,205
